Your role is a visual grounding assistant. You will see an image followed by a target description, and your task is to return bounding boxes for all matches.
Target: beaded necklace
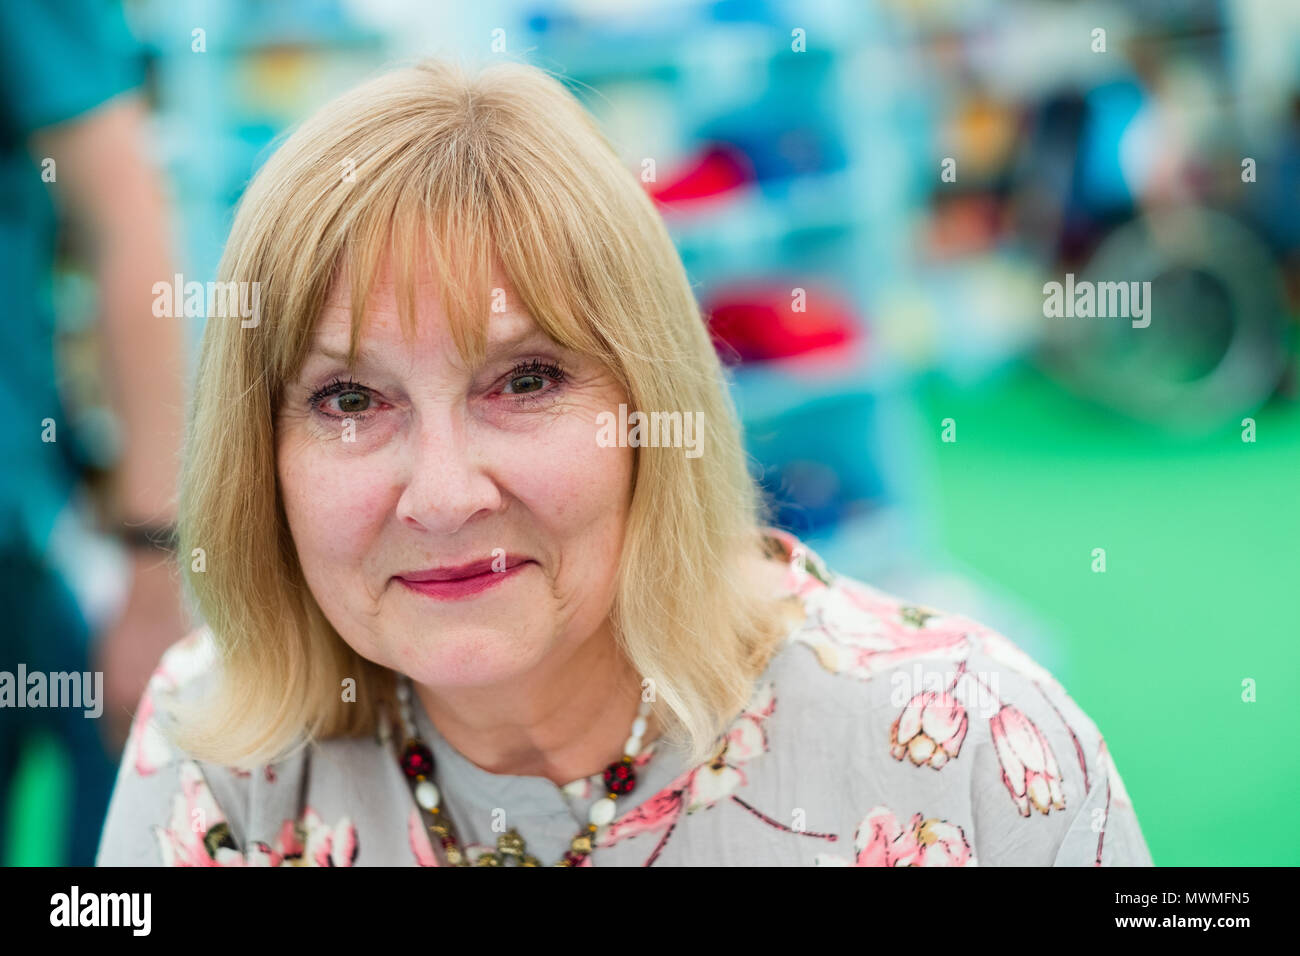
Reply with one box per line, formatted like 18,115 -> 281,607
391,674 -> 654,866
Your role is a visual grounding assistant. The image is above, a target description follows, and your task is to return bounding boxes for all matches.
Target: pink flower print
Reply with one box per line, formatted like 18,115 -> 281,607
835,579 -> 963,636
128,687 -> 174,777
252,810 -> 358,866
815,806 -> 977,866
155,630 -> 216,685
764,528 -> 835,598
890,691 -> 968,769
600,681 -> 777,852
154,760 -> 246,866
598,784 -> 686,848
990,705 -> 1066,816
155,761 -> 358,866
231,765 -> 278,784
129,632 -> 220,778
409,808 -> 439,866
244,842 -> 281,866
684,679 -> 774,809
273,818 -> 303,859
244,812 -> 358,867
295,811 -> 358,866
794,585 -> 974,680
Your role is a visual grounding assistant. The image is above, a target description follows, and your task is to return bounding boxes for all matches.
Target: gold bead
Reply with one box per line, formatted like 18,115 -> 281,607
497,830 -> 525,858
521,855 -> 540,867
444,844 -> 464,866
570,834 -> 593,855
475,852 -> 502,866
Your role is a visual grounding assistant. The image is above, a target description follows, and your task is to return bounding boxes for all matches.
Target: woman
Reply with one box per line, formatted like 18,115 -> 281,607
96,59 -> 1152,867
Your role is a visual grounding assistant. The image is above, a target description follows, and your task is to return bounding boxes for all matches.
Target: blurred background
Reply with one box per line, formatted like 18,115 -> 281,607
4,0 -> 1297,866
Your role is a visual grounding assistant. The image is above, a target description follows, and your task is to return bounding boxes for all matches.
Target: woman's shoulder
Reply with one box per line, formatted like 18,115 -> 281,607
761,530 -> 1091,736
755,530 -> 1152,865
97,626 -> 314,866
124,626 -> 222,775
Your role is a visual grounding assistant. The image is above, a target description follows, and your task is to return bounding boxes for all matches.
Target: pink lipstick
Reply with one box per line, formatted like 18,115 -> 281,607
395,555 -> 533,601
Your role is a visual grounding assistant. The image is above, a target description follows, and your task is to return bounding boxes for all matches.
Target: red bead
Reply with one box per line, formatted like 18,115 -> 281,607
400,741 -> 434,778
563,850 -> 585,866
602,759 -> 636,794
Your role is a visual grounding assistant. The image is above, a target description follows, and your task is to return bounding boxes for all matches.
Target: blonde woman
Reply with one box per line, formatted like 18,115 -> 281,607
95,59 -> 1152,867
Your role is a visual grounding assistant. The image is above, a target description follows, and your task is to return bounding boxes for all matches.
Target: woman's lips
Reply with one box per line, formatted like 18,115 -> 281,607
395,560 -> 533,601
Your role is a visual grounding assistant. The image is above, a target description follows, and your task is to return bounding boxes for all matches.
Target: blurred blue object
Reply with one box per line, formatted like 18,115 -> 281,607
1076,79 -> 1145,213
728,343 -> 905,536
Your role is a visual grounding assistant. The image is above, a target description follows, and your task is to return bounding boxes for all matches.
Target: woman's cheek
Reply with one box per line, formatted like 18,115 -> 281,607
307,409 -> 402,454
280,438 -> 394,563
499,415 -> 629,520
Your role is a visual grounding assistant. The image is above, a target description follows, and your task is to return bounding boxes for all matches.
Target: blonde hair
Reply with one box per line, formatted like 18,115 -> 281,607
172,57 -> 795,770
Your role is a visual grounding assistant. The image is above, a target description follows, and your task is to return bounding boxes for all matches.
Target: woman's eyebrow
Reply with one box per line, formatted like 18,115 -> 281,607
301,325 -> 561,371
305,344 -> 374,366
484,325 -> 554,354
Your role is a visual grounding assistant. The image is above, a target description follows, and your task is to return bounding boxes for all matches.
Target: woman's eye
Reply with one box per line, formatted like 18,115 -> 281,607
499,360 -> 566,400
504,374 -> 547,395
333,390 -> 371,414
307,379 -> 375,418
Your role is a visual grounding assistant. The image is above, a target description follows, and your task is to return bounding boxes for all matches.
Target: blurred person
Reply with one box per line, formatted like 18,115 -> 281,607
0,0 -> 188,865
96,60 -> 1151,867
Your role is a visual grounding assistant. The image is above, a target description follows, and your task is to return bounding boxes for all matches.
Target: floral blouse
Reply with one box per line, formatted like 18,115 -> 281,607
95,529 -> 1153,867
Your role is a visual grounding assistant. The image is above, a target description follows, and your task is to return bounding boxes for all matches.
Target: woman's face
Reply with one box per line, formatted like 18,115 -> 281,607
276,263 -> 634,689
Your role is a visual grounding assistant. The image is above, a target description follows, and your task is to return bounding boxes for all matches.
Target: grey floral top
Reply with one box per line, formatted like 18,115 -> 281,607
95,528 -> 1153,867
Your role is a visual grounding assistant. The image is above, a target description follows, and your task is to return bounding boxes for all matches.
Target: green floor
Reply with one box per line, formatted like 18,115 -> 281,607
7,358 -> 1297,866
913,360 -> 1299,866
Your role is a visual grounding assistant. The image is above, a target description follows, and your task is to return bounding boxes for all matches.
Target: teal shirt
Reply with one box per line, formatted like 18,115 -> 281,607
0,0 -> 143,553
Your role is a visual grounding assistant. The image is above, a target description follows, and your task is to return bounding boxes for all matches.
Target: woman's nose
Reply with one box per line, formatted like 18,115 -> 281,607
393,408 -> 502,535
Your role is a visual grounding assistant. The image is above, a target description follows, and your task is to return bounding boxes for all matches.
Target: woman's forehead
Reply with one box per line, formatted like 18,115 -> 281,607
312,248 -> 532,363
309,290 -> 543,358
324,251 -> 511,303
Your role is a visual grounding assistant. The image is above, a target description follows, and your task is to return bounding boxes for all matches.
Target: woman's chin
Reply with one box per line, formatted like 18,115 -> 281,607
390,628 -> 550,688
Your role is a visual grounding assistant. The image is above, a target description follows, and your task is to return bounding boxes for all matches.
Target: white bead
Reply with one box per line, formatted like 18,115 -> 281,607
623,735 -> 642,757
415,779 -> 440,810
589,797 -> 616,826
631,717 -> 647,738
395,679 -> 409,702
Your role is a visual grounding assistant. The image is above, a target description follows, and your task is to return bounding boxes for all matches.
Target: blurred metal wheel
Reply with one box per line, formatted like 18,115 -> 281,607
1038,206 -> 1291,434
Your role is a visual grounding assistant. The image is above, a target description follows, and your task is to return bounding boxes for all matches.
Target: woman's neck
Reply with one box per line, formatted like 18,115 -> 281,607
411,622 -> 657,787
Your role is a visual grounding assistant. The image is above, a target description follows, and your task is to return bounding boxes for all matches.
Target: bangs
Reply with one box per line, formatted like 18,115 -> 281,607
268,76 -> 627,392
